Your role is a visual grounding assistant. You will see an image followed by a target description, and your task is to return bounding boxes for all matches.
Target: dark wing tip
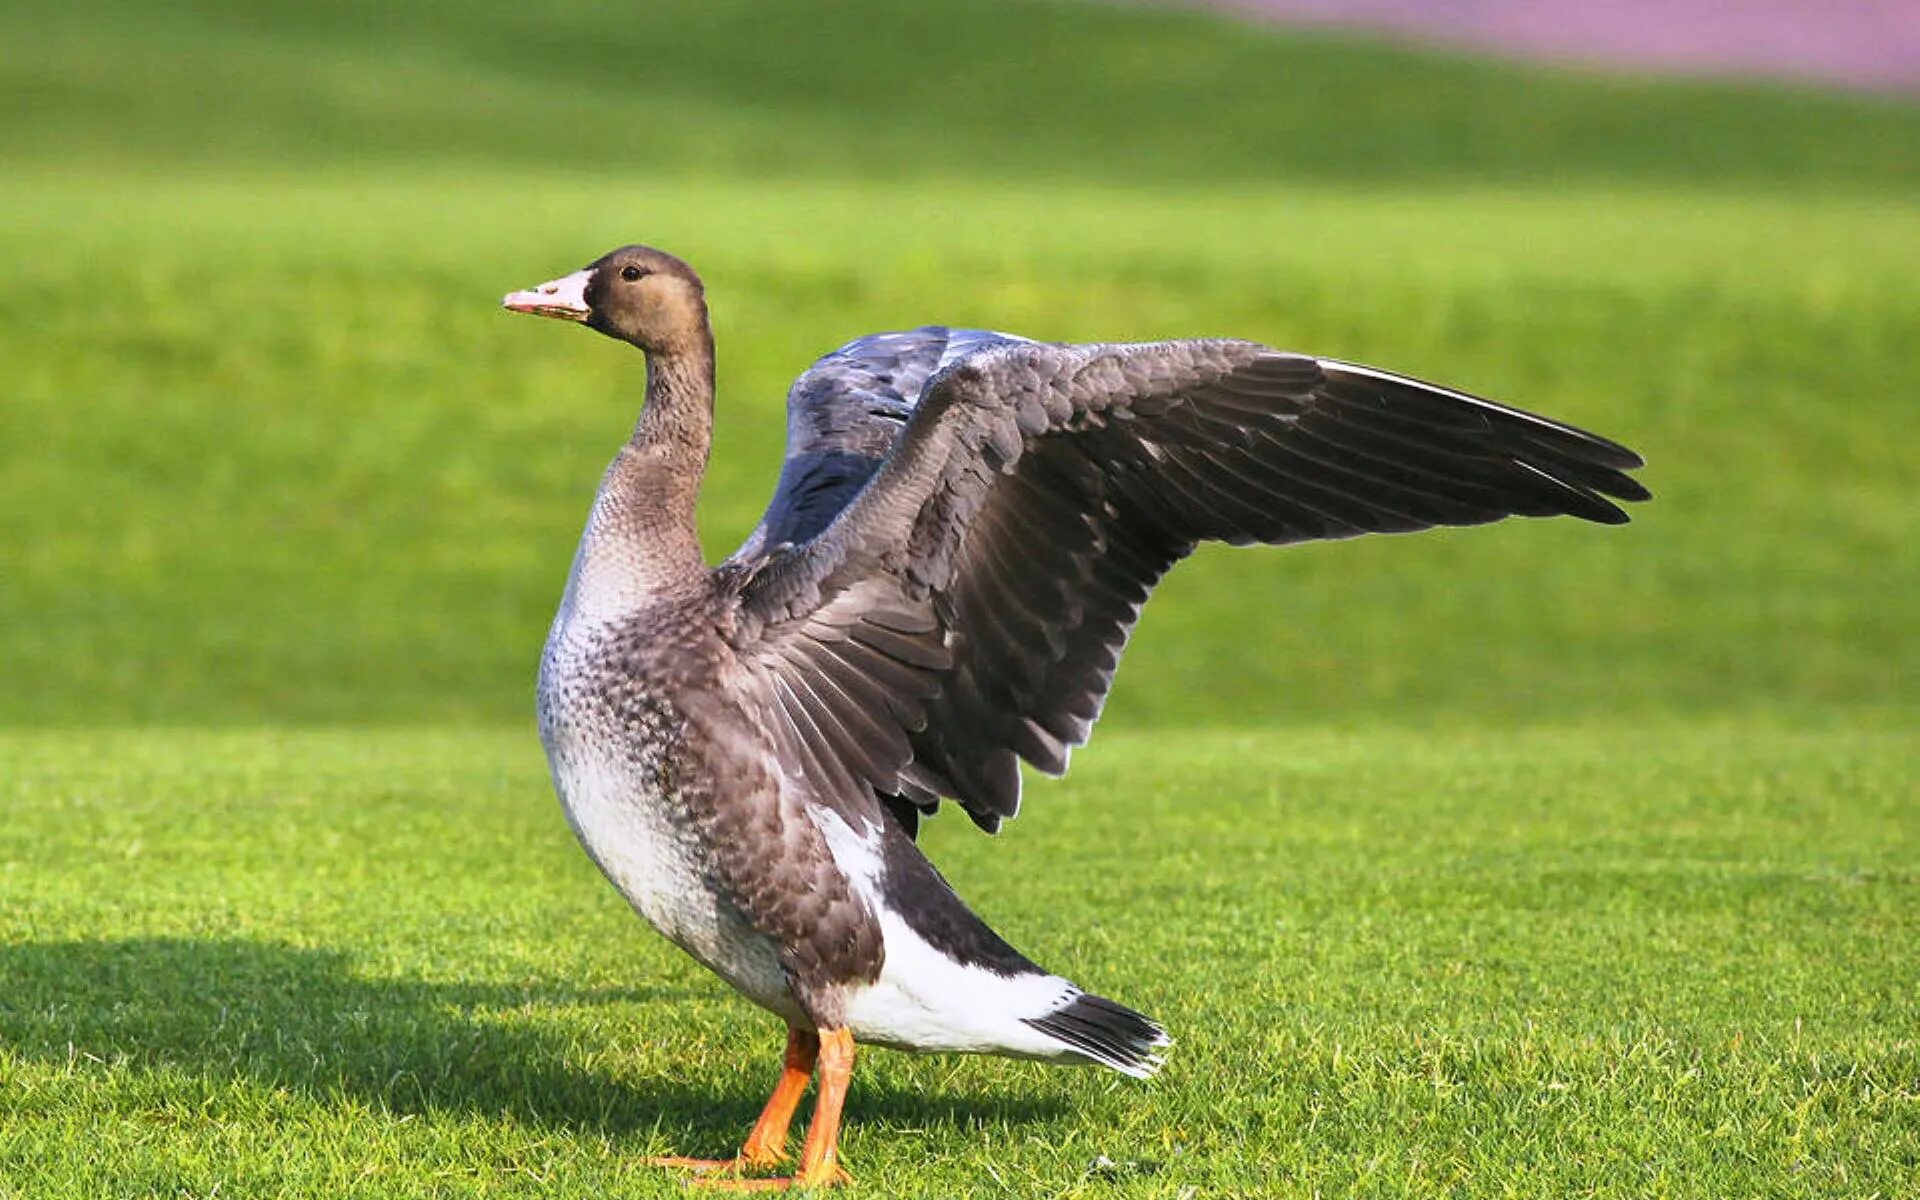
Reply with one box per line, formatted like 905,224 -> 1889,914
1603,473 -> 1653,503
1609,443 -> 1648,471
967,808 -> 1004,835
1535,423 -> 1646,474
1511,462 -> 1636,526
1590,500 -> 1634,526
1315,358 -> 1649,525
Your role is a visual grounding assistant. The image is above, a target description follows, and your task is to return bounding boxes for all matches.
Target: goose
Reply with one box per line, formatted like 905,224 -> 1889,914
503,245 -> 1647,1189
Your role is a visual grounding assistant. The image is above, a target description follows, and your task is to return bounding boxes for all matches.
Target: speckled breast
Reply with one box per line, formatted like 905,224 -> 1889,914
537,619 -> 798,1020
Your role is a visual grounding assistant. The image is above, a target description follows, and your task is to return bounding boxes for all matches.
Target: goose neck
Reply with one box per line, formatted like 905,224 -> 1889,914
558,339 -> 716,622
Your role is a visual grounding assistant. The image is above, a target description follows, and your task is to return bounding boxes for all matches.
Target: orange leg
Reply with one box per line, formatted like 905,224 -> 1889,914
694,1028 -> 856,1191
647,1027 -> 820,1173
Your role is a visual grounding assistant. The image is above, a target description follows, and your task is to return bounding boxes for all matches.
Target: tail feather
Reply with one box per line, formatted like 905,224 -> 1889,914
1024,992 -> 1170,1078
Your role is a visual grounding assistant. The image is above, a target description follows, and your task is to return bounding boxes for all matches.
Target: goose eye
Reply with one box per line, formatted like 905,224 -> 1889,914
620,265 -> 643,282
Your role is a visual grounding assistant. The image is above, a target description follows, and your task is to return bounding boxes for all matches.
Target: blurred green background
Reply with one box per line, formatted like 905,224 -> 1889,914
3,0 -> 1915,728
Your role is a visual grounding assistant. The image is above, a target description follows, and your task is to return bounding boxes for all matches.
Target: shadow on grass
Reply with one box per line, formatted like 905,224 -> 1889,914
0,937 -> 1063,1143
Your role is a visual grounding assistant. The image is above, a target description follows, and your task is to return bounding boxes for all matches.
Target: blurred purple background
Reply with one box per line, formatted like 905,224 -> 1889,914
1188,0 -> 1920,90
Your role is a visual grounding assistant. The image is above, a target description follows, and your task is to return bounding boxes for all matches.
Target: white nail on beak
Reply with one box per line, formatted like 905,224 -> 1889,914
503,269 -> 593,322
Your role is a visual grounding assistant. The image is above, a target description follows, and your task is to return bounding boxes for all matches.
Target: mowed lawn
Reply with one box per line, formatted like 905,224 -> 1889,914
3,727 -> 1915,1197
2,0 -> 1918,1195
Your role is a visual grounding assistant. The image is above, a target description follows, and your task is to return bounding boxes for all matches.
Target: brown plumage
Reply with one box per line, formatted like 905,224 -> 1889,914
503,245 -> 1648,1188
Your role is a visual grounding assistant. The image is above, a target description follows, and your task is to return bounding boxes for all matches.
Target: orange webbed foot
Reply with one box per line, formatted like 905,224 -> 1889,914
645,1153 -> 783,1175
653,1026 -> 854,1191
688,1165 -> 853,1190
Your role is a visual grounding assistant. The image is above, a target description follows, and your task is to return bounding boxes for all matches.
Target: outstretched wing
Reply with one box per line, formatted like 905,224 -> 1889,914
730,327 -> 1031,562
729,338 -> 1648,834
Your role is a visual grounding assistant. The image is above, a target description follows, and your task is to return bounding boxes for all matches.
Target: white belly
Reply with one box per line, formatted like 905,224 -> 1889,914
544,733 -> 801,1024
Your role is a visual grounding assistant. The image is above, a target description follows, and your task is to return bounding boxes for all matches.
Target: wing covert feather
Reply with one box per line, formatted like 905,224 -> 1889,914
732,337 -> 1646,832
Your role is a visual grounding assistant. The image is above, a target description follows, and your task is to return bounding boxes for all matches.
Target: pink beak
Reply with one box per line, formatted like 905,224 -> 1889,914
502,269 -> 592,322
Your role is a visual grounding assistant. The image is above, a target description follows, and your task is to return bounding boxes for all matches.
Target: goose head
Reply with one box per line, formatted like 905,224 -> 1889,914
503,245 -> 707,353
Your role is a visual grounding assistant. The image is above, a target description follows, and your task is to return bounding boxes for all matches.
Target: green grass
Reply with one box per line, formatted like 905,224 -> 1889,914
11,0 -> 1920,191
4,175 -> 1916,727
3,0 -> 1917,1194
2,0 -> 1918,727
3,727 -> 1915,1197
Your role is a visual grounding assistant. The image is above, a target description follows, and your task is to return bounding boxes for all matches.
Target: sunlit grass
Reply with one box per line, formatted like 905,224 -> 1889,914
3,726 -> 1914,1197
